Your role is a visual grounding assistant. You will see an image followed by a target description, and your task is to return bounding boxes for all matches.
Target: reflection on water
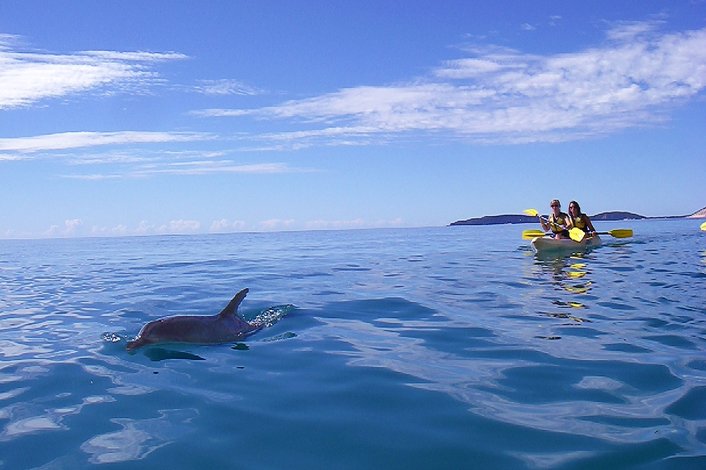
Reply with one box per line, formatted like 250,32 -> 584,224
80,409 -> 197,464
143,348 -> 205,362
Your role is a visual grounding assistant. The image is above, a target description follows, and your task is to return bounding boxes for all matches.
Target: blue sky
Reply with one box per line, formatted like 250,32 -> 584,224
1,0 -> 705,238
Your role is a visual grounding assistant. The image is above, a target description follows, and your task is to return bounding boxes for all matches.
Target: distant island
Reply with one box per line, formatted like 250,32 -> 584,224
450,207 -> 705,226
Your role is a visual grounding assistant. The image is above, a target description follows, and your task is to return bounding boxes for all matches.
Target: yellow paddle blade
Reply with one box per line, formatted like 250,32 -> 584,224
563,281 -> 592,295
701,221 -> 706,231
523,208 -> 539,217
607,229 -> 633,238
569,227 -> 586,243
522,229 -> 546,240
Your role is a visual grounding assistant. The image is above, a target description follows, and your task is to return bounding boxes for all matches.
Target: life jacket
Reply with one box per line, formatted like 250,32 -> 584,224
572,214 -> 588,231
549,212 -> 569,234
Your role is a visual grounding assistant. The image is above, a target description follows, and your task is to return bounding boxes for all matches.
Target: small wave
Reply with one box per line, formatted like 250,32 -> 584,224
101,332 -> 126,344
249,304 -> 296,328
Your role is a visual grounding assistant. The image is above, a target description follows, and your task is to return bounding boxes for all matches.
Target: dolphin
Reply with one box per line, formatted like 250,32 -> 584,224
126,288 -> 261,351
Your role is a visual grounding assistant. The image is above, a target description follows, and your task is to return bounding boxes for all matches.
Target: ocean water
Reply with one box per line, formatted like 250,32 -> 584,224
1,219 -> 705,469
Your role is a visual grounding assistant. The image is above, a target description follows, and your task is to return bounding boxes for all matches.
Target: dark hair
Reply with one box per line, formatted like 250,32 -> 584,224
568,200 -> 582,214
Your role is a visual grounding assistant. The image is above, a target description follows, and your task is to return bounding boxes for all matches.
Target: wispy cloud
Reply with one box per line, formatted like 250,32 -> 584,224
0,130 -> 308,179
0,131 -> 211,153
192,22 -> 706,146
193,79 -> 263,96
604,18 -> 663,41
61,159 -> 304,180
81,50 -> 186,62
135,161 -> 297,176
0,34 -> 187,109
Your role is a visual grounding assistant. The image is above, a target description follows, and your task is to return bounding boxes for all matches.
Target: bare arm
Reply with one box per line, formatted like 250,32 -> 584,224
539,215 -> 549,231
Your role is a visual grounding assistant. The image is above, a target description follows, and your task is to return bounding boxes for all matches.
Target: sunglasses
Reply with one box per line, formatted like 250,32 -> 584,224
551,204 -> 559,208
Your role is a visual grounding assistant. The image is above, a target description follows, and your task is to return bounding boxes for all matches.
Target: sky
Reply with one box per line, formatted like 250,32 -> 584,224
1,0 -> 705,238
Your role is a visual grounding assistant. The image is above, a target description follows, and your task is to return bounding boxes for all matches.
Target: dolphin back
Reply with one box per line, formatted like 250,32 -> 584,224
218,288 -> 249,319
126,288 -> 254,351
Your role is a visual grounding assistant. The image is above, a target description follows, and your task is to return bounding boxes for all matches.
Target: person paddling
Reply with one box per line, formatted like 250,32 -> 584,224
567,200 -> 596,236
539,199 -> 570,239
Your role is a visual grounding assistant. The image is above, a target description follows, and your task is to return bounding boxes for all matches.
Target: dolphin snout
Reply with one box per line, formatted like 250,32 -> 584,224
126,337 -> 147,351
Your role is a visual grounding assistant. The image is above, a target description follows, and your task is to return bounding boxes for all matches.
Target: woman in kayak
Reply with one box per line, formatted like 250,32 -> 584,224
567,200 -> 597,235
540,199 -> 571,239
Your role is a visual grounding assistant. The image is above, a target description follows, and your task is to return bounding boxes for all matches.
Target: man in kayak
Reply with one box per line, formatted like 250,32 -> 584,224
567,200 -> 597,235
539,199 -> 570,239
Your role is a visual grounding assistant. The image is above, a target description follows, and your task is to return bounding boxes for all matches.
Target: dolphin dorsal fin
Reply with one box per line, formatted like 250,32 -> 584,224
218,288 -> 249,318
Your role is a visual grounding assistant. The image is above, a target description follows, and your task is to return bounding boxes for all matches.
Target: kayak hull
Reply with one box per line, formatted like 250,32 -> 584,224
531,234 -> 602,254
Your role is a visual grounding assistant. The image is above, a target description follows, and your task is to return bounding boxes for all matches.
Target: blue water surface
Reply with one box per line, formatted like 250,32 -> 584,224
1,219 -> 705,469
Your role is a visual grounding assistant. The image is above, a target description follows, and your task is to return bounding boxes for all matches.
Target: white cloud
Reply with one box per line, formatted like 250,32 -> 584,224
0,34 -> 20,48
193,79 -> 262,96
258,219 -> 297,231
192,23 -> 706,146
434,57 -> 508,78
131,219 -> 201,235
65,151 -> 153,166
0,35 -> 187,109
209,219 -> 247,233
134,161 -> 296,176
604,19 -> 662,41
158,219 -> 201,234
61,173 -> 124,181
0,131 -> 211,153
59,160 -> 301,179
45,219 -> 83,237
190,108 -> 254,118
0,153 -> 24,161
258,125 -> 383,142
81,51 -> 187,62
0,130 -> 307,179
